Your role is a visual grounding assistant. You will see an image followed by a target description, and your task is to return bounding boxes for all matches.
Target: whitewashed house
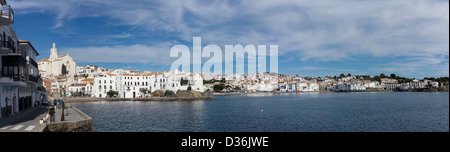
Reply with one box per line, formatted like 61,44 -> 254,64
93,73 -> 118,97
1,0 -> 46,119
296,82 -> 319,92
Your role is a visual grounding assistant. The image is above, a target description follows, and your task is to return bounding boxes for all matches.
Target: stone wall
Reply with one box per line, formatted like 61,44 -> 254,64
45,106 -> 93,132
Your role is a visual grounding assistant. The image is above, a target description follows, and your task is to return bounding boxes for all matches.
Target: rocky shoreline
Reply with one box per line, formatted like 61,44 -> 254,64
61,89 -> 448,103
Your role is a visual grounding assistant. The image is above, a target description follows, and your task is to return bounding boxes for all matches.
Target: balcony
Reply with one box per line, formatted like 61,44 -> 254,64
1,55 -> 26,84
0,5 -> 14,25
0,67 -> 12,83
0,34 -> 16,53
28,57 -> 38,68
28,75 -> 39,83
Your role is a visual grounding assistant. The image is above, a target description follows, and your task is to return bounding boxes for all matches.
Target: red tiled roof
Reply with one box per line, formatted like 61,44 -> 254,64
39,58 -> 50,62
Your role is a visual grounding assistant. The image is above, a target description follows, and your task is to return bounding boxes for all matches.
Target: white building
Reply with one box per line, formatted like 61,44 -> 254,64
152,73 -> 181,93
38,43 -> 76,78
383,83 -> 398,90
68,83 -> 87,96
296,82 -> 319,92
93,73 -> 118,98
409,80 -> 426,89
1,1 -> 46,119
331,83 -> 366,91
398,84 -> 410,91
363,81 -> 380,88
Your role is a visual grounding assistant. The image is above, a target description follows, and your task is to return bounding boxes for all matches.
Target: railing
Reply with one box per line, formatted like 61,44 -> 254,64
0,34 -> 16,52
0,5 -> 14,24
1,55 -> 26,81
28,75 -> 39,83
1,66 -> 18,80
29,57 -> 38,68
0,66 -> 13,79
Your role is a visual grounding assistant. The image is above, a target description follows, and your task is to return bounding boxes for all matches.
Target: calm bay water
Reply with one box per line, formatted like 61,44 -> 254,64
72,92 -> 449,132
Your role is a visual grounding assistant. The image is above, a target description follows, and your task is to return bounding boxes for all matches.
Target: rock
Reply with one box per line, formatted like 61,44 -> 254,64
174,90 -> 205,98
151,90 -> 165,97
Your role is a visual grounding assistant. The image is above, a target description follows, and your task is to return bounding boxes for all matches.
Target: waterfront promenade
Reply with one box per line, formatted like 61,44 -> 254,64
0,105 -> 49,132
0,103 -> 92,132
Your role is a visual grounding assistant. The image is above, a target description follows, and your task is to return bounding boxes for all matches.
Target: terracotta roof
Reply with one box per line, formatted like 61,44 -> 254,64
55,76 -> 67,79
39,58 -> 50,62
81,78 -> 94,82
72,83 -> 87,86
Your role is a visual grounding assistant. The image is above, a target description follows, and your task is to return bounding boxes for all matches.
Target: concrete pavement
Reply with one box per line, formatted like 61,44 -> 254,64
0,105 -> 49,132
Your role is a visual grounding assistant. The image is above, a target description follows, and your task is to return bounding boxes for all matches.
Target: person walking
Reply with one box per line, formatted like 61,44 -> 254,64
49,107 -> 55,122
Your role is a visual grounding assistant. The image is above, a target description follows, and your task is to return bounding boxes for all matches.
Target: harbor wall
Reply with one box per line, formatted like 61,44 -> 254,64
43,106 -> 93,132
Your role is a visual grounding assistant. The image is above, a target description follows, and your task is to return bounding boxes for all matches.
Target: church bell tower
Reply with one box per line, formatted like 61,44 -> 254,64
50,43 -> 58,61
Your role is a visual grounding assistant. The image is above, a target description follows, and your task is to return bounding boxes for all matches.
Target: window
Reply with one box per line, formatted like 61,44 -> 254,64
99,85 -> 101,89
99,80 -> 101,84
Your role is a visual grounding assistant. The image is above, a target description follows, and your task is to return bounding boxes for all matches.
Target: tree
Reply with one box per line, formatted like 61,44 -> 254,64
426,81 -> 433,88
234,86 -> 241,90
390,74 -> 396,78
373,76 -> 381,83
225,85 -> 232,90
213,84 -> 225,91
180,78 -> 189,86
380,73 -> 387,78
140,88 -> 149,97
107,90 -> 118,98
61,64 -> 67,75
347,73 -> 352,77
340,73 -> 346,77
164,90 -> 175,97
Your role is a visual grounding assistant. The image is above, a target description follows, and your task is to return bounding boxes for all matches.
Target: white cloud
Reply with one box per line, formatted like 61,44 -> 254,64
374,55 -> 449,78
59,42 -> 176,65
299,67 -> 329,70
11,0 -> 449,66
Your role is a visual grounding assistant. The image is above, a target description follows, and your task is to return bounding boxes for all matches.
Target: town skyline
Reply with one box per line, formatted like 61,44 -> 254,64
9,0 -> 450,79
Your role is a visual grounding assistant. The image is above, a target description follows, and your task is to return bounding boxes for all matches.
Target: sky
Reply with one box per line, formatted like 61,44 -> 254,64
8,0 -> 450,79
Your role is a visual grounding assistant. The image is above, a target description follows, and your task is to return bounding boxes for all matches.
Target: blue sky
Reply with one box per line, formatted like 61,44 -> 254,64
9,0 -> 449,78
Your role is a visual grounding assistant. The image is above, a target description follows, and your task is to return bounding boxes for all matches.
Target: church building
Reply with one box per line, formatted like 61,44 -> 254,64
38,43 -> 76,78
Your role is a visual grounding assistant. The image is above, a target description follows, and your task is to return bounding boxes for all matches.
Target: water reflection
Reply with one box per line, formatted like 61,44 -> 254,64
73,92 -> 449,132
